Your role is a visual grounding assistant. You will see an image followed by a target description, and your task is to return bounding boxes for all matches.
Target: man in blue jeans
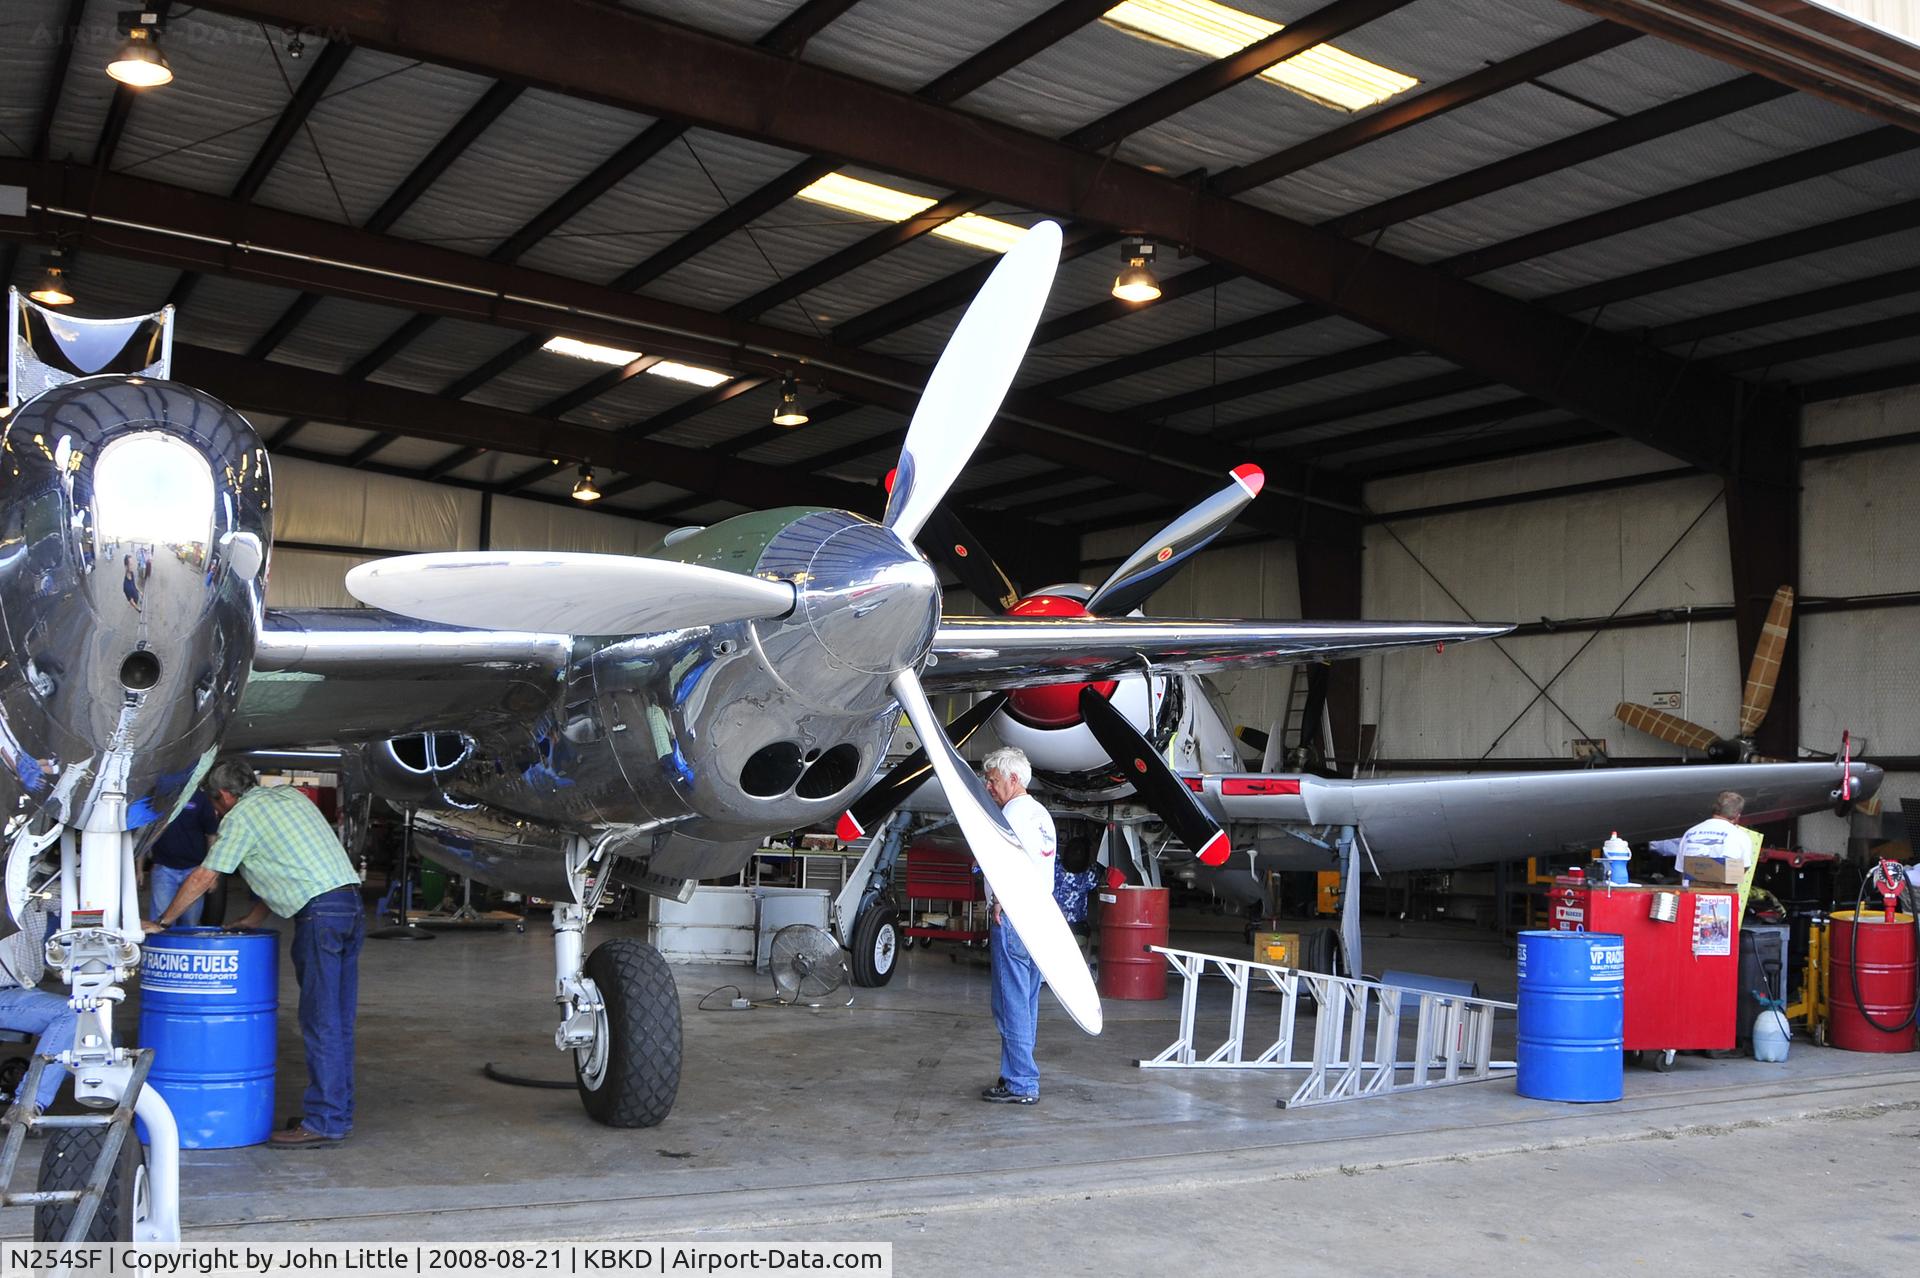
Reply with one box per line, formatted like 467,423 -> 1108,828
0,881 -> 75,1118
145,762 -> 363,1149
978,747 -> 1056,1105
147,788 -> 219,928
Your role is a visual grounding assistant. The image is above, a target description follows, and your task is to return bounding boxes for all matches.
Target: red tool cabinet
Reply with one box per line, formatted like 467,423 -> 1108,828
902,844 -> 988,946
1550,878 -> 1739,1057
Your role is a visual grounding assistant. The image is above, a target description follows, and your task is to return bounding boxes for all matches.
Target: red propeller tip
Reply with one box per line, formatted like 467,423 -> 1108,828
1230,464 -> 1264,497
836,812 -> 865,843
1197,830 -> 1231,867
883,468 -> 898,494
1105,867 -> 1127,889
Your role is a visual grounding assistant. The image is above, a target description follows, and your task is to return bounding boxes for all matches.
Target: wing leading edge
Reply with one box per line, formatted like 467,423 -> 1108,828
922,617 -> 1512,693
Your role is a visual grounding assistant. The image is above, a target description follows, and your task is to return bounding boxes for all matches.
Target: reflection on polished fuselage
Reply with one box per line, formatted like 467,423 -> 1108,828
0,377 -> 270,840
238,507 -> 943,892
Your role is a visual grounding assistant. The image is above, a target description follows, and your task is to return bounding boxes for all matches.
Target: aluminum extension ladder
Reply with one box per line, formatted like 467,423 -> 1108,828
1140,946 -> 1515,1108
0,1048 -> 153,1241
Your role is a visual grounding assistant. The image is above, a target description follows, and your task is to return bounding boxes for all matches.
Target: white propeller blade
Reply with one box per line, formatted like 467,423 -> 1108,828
890,667 -> 1102,1035
346,551 -> 795,635
883,219 -> 1062,543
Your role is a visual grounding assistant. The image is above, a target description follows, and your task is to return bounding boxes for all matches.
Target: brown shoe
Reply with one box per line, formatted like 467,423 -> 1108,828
268,1126 -> 343,1150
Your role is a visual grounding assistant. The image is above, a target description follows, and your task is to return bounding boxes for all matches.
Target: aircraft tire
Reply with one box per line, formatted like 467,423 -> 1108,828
36,1126 -> 144,1241
575,939 -> 682,1128
849,907 -> 900,988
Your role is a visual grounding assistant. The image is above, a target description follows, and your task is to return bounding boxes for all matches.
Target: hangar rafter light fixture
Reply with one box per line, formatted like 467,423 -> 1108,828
771,376 -> 809,428
29,251 -> 75,307
107,11 -> 175,88
571,465 -> 602,503
1112,240 -> 1162,304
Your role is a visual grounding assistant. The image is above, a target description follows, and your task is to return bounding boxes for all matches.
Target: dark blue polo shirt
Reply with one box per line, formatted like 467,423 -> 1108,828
150,793 -> 219,870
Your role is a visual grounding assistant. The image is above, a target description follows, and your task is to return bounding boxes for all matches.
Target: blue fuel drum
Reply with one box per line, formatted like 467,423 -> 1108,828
1516,930 -> 1625,1103
138,928 -> 279,1148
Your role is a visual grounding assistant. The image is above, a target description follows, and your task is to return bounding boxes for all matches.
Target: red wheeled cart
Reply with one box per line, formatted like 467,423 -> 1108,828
1550,878 -> 1739,1070
902,844 -> 989,949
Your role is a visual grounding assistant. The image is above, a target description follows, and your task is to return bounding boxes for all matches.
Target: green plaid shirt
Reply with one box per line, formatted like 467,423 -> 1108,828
203,785 -> 357,918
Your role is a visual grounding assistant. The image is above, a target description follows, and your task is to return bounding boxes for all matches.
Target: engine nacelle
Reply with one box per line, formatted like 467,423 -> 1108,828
0,377 -> 270,836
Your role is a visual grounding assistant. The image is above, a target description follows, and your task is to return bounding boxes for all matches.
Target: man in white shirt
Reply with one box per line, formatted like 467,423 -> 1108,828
0,883 -> 76,1119
979,746 -> 1055,1105
1655,789 -> 1763,922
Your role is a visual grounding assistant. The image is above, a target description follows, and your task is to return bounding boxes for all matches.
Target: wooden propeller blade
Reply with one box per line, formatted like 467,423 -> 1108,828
1739,585 -> 1795,736
1615,702 -> 1723,753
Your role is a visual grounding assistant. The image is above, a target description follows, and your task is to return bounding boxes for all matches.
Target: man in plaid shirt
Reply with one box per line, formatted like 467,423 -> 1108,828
145,761 -> 363,1149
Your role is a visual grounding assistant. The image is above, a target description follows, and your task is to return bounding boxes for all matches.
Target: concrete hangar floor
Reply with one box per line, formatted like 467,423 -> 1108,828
4,911 -> 1915,1275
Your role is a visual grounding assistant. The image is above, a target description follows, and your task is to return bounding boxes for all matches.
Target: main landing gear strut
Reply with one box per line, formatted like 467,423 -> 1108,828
550,836 -> 682,1127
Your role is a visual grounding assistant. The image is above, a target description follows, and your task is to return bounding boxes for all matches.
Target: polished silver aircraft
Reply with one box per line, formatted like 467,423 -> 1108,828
0,222 -> 1520,1185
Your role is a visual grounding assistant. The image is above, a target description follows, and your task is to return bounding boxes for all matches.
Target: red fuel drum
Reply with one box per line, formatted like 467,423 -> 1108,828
1097,885 -> 1169,1000
1828,910 -> 1919,1053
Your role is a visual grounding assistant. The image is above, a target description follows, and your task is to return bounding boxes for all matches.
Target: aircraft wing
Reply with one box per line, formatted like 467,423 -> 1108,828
1187,762 -> 1883,872
226,609 -> 573,751
921,618 -> 1511,693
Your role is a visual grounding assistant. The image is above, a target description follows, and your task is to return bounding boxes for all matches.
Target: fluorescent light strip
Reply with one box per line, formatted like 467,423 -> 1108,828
647,360 -> 732,388
544,337 -> 730,387
544,336 -> 642,365
795,173 -> 1028,254
1103,0 -> 1418,112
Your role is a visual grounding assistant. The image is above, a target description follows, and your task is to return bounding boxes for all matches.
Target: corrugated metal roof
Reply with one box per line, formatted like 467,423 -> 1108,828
616,0 -> 812,46
1384,94 -> 1883,266
253,55 -> 498,229
383,90 -> 664,253
0,2 -> 68,148
1479,151 -> 1920,298
517,129 -> 814,285
1121,0 -> 1603,180
4,0 -> 1913,526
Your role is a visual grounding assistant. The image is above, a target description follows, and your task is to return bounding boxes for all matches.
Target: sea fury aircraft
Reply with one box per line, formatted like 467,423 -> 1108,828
823,472 -> 1880,987
0,218 -> 1515,1225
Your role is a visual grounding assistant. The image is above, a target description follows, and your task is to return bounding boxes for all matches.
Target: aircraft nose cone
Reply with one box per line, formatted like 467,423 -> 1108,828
801,523 -> 938,675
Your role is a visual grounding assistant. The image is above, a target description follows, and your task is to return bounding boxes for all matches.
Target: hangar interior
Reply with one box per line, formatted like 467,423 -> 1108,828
1,0 -> 1919,1259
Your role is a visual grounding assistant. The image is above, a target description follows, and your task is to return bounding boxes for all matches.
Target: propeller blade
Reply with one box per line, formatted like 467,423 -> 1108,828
1077,686 -> 1229,866
1086,464 -> 1265,616
346,551 -> 795,634
1615,702 -> 1723,754
1738,585 -> 1795,737
920,507 -> 1021,614
836,693 -> 1010,843
891,667 -> 1101,1034
883,220 -> 1062,542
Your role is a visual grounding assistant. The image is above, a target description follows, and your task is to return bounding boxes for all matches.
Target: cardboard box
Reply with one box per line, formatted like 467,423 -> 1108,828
1254,931 -> 1301,968
1684,855 -> 1746,886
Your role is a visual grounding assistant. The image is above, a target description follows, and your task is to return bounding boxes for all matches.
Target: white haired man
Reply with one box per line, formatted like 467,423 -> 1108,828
979,746 -> 1055,1105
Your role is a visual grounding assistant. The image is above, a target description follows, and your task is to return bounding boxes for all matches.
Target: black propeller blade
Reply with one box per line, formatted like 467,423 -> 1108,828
837,693 -> 1010,842
920,506 -> 1020,614
1076,685 -> 1229,867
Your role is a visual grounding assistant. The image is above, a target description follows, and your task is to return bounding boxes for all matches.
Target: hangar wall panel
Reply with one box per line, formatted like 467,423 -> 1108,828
263,459 -> 669,607
1360,455 -> 1735,763
1799,385 -> 1920,851
487,496 -> 669,555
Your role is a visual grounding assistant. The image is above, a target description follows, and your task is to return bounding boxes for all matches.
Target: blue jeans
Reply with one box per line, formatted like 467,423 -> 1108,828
989,917 -> 1042,1098
290,888 -> 364,1139
150,864 -> 204,928
0,986 -> 76,1110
